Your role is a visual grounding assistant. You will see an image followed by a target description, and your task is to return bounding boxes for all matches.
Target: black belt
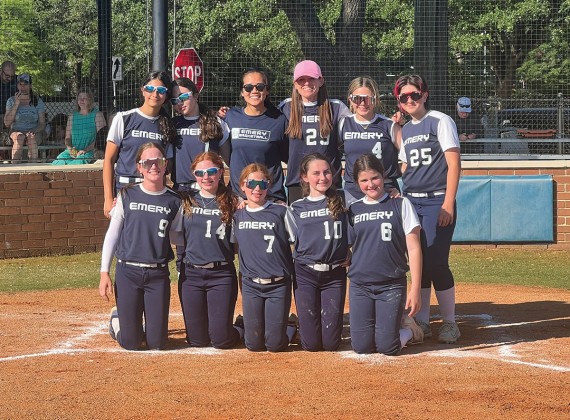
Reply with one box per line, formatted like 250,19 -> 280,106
187,261 -> 229,269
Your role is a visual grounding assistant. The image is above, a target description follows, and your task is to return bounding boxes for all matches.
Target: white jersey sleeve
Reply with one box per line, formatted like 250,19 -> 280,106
107,111 -> 125,146
438,114 -> 461,151
401,197 -> 421,234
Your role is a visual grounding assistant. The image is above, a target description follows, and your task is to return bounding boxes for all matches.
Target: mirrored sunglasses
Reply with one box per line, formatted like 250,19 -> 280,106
193,167 -> 220,177
242,83 -> 267,93
349,94 -> 376,106
398,91 -> 422,103
138,157 -> 167,170
143,85 -> 168,95
245,179 -> 269,190
170,92 -> 193,105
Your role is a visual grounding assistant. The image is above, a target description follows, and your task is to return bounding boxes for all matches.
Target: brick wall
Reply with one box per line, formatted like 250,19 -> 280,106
0,160 -> 569,259
461,160 -> 570,249
0,164 -> 107,259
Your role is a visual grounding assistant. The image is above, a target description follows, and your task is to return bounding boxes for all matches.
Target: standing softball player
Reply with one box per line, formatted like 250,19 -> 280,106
231,163 -> 296,352
340,76 -> 402,205
178,151 -> 242,348
99,142 -> 183,350
103,71 -> 176,218
170,78 -> 229,192
394,74 -> 461,344
279,60 -> 351,204
221,68 -> 288,202
287,153 -> 349,351
348,154 -> 424,354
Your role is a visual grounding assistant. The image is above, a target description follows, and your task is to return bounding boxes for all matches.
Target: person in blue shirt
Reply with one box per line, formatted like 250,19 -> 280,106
103,71 -> 176,218
221,68 -> 288,202
393,74 -> 461,344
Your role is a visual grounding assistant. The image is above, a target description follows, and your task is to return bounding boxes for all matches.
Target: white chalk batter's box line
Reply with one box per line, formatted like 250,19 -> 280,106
1,312 -> 569,372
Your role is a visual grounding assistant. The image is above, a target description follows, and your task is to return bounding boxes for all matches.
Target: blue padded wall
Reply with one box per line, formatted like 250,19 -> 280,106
453,175 -> 553,242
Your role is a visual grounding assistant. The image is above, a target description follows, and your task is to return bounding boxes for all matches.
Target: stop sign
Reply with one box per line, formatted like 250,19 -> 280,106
172,48 -> 204,92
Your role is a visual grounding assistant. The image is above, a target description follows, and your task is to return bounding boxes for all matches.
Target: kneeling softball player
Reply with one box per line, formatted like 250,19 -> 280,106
99,142 -> 183,350
348,154 -> 423,354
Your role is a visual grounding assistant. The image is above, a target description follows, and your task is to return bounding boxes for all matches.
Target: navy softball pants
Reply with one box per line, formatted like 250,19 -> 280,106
241,276 -> 292,352
407,195 -> 456,291
349,279 -> 406,355
294,262 -> 347,351
178,264 -> 240,348
114,262 -> 171,350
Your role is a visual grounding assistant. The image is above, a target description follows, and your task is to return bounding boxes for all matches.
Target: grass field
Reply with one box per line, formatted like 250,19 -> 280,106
0,248 -> 568,293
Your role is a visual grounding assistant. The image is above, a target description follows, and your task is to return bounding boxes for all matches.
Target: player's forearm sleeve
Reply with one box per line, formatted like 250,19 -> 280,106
100,217 -> 123,272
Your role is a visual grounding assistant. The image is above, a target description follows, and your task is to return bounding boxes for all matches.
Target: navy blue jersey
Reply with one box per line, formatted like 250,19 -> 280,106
114,184 -> 181,264
279,99 -> 350,187
231,202 -> 293,279
182,192 -> 234,265
348,195 -> 419,284
224,107 -> 288,201
108,109 -> 173,178
287,196 -> 349,265
339,114 -> 400,199
398,110 -> 460,193
172,115 -> 229,185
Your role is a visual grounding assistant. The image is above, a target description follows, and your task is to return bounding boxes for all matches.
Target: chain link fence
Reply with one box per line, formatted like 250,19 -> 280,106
1,0 -> 569,161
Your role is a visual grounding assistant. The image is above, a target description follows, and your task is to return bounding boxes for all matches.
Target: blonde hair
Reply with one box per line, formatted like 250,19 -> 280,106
346,76 -> 384,114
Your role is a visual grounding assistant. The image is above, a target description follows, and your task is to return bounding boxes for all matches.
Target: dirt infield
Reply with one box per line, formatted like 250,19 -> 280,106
1,284 -> 569,419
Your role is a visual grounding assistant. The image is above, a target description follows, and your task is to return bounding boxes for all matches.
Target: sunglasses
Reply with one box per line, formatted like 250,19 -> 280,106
458,104 -> 471,109
245,179 -> 269,190
242,83 -> 267,93
170,92 -> 193,105
2,71 -> 15,80
143,85 -> 168,95
193,167 -> 220,177
138,157 -> 167,170
349,94 -> 376,106
398,91 -> 423,104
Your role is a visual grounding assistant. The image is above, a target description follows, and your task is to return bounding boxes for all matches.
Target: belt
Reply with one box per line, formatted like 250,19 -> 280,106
190,261 -> 229,269
118,176 -> 143,184
307,263 -> 341,272
118,259 -> 167,268
405,190 -> 446,198
251,276 -> 285,285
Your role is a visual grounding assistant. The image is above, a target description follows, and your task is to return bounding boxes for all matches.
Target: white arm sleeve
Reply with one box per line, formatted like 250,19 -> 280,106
438,115 -> 461,151
100,195 -> 125,272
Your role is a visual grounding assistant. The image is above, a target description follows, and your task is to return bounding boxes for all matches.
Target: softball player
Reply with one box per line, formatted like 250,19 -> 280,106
99,142 -> 183,350
103,71 -> 176,218
287,153 -> 349,351
231,163 -> 296,352
221,68 -> 288,202
339,76 -> 401,205
178,151 -> 242,348
170,78 -> 230,192
394,74 -> 461,344
348,154 -> 423,354
279,60 -> 351,204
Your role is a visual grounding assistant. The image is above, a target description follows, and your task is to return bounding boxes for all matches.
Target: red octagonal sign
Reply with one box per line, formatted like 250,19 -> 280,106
172,48 -> 204,92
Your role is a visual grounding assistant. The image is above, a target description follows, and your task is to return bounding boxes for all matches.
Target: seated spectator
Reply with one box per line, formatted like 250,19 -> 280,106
454,97 -> 484,153
3,74 -> 46,162
44,113 -> 68,160
51,88 -> 106,165
0,61 -> 17,160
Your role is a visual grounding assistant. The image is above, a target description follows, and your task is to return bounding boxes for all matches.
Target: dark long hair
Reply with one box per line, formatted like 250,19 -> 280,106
353,153 -> 385,183
141,71 -> 176,145
171,77 -> 223,143
299,153 -> 345,220
241,67 -> 278,112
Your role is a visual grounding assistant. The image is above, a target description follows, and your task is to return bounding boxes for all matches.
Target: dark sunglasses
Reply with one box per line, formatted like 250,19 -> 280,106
242,83 -> 267,93
458,104 -> 471,109
349,94 -> 376,106
138,157 -> 167,170
398,91 -> 423,103
193,167 -> 220,177
170,92 -> 193,105
245,179 -> 269,190
3,71 -> 15,80
143,85 -> 168,95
